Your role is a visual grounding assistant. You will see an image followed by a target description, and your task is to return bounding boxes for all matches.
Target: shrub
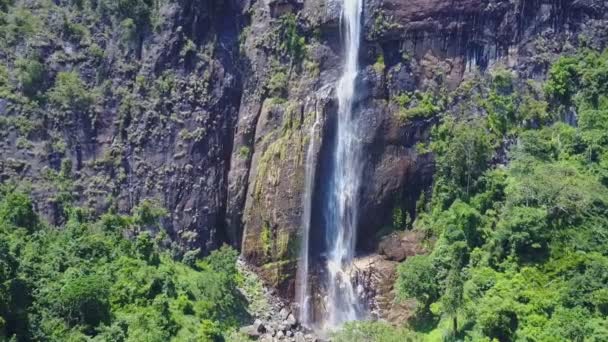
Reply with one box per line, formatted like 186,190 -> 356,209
333,321 -> 419,342
373,54 -> 385,74
238,146 -> 251,159
267,71 -> 288,98
0,191 -> 38,230
99,0 -> 153,32
48,71 -> 94,113
56,274 -> 110,328
15,58 -> 44,98
544,56 -> 578,104
397,255 -> 438,307
279,13 -> 305,63
396,92 -> 441,122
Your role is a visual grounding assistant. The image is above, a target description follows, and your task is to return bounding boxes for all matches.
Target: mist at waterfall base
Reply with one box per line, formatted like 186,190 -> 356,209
296,0 -> 366,331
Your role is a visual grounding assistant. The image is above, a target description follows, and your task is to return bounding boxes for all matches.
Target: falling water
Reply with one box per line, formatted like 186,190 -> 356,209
325,0 -> 364,328
296,110 -> 321,328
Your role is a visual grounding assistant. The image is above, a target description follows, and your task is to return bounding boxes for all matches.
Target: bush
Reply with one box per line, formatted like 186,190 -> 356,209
99,0 -> 153,32
15,58 -> 44,98
0,191 -> 38,230
238,146 -> 251,159
396,92 -> 441,122
267,71 -> 288,98
544,56 -> 578,103
56,273 -> 110,328
397,255 -> 438,307
279,13 -> 305,63
48,71 -> 94,113
332,321 -> 419,342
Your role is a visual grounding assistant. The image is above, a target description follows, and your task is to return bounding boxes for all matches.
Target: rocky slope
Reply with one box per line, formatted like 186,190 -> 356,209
1,0 -> 607,320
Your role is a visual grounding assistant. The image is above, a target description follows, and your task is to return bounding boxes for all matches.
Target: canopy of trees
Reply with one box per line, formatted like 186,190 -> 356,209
0,189 -> 248,341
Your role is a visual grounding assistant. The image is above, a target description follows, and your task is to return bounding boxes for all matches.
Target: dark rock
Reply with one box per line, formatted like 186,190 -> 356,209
378,230 -> 426,262
253,319 -> 266,333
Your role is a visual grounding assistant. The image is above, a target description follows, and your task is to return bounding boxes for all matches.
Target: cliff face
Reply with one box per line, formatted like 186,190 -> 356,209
1,0 -> 244,252
1,0 -> 607,300
232,0 -> 608,297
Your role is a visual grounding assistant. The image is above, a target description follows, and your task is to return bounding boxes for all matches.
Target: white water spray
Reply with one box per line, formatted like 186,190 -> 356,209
296,109 -> 321,328
325,0 -> 364,328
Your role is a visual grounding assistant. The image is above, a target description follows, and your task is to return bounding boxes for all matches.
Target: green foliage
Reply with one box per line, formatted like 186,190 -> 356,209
373,53 -> 385,74
0,6 -> 43,47
332,321 -> 420,342
55,273 -> 110,329
238,146 -> 251,159
278,14 -> 306,63
0,190 -> 38,230
132,199 -> 167,227
267,70 -> 288,98
483,70 -> 516,135
393,92 -> 412,107
519,92 -> 551,126
396,92 -> 442,122
429,117 -> 494,207
48,71 -> 95,114
99,0 -> 154,32
397,47 -> 608,340
180,39 -> 196,59
545,56 -> 579,103
0,191 -> 247,341
397,255 -> 438,308
15,57 -> 44,98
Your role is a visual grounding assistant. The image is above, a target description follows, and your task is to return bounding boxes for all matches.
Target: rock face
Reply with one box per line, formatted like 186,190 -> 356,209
2,0 -> 608,308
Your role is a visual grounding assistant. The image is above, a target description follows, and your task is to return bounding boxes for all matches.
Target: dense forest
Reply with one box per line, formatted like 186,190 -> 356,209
0,189 -> 264,341
1,0 -> 608,341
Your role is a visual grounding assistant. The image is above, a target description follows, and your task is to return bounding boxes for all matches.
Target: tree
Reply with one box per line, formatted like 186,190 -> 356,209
397,255 -> 438,308
545,56 -> 578,104
0,191 -> 38,230
442,270 -> 464,334
15,58 -> 44,98
56,273 -> 110,329
48,71 -> 94,115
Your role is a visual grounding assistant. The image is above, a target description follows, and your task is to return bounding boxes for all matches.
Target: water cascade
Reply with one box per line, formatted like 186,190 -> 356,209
324,0 -> 364,328
296,110 -> 321,327
296,0 -> 364,330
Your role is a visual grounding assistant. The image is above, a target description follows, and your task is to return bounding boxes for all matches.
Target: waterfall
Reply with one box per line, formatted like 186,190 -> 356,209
296,0 -> 364,330
296,109 -> 321,328
325,0 -> 364,328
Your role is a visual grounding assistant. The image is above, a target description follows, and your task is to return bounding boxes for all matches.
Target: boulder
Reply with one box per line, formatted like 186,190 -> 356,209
378,230 -> 426,262
279,307 -> 290,320
295,332 -> 306,342
286,313 -> 297,327
239,325 -> 261,339
253,319 -> 266,333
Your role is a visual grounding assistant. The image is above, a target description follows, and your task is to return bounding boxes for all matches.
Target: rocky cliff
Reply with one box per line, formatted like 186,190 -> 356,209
1,0 -> 607,310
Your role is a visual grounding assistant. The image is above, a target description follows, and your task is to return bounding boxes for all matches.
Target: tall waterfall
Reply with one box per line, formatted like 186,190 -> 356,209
296,0 -> 364,329
325,0 -> 364,328
296,110 -> 320,327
